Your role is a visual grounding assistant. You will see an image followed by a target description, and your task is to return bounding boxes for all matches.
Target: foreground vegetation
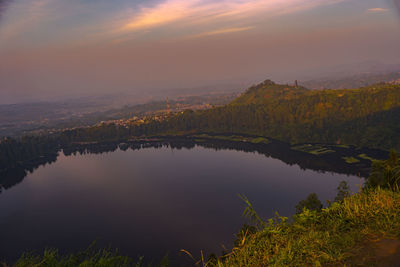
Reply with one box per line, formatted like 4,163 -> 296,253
10,249 -> 137,267
214,188 -> 400,266
208,151 -> 400,266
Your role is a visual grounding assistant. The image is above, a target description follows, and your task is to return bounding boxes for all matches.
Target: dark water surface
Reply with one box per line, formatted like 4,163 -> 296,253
0,144 -> 363,264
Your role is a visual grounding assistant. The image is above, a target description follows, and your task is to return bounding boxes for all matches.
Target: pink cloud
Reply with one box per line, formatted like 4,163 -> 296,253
120,0 -> 347,32
367,8 -> 389,13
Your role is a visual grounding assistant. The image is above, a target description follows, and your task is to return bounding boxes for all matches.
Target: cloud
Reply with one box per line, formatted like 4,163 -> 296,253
0,0 -> 53,45
0,0 -> 125,48
0,0 -> 13,20
0,0 -> 349,48
120,0 -> 347,33
189,26 -> 254,38
123,0 -> 196,31
367,8 -> 389,13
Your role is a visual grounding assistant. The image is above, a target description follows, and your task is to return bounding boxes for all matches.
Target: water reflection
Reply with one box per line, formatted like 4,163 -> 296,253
0,137 -> 387,194
0,139 -> 381,264
0,153 -> 58,192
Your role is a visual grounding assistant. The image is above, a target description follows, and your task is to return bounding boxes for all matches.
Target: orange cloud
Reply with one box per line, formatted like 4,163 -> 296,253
188,26 -> 254,38
367,8 -> 389,13
120,0 -> 347,33
0,0 -> 349,48
123,0 -> 193,30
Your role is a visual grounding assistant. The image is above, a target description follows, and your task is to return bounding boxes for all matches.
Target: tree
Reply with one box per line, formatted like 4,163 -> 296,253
367,149 -> 400,190
296,193 -> 323,214
334,180 -> 350,203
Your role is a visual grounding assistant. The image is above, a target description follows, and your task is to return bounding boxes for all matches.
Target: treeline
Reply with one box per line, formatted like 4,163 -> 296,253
0,136 -> 60,170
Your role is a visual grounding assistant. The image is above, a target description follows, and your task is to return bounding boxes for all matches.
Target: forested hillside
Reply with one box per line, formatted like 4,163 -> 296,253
230,80 -> 309,105
133,80 -> 400,150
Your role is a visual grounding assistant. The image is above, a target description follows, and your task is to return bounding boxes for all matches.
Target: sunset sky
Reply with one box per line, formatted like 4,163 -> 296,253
0,0 -> 399,103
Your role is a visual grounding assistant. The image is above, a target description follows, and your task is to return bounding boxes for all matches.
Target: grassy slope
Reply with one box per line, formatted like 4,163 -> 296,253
217,189 -> 400,267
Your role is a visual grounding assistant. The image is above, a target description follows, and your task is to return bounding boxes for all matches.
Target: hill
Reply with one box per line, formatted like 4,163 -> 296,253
13,80 -> 396,151
230,80 -> 309,105
39,80 -> 400,151
302,71 -> 400,90
130,81 -> 400,150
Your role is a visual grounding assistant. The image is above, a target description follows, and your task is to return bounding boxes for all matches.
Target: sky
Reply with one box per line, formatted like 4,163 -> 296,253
0,0 -> 400,104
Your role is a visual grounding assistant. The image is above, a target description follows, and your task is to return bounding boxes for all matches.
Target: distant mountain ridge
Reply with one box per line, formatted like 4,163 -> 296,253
301,71 -> 400,90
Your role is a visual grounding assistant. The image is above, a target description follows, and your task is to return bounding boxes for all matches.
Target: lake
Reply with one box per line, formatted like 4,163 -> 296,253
0,141 -> 364,264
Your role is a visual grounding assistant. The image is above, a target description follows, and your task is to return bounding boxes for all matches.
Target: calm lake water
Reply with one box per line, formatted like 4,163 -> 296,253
0,144 -> 363,264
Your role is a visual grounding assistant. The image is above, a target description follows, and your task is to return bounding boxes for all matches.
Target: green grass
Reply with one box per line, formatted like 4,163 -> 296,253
334,144 -> 351,148
342,156 -> 361,164
358,153 -> 378,161
292,144 -> 335,155
192,134 -> 269,145
4,247 -> 170,267
192,134 -> 243,142
207,188 -> 400,266
9,249 -> 134,267
249,137 -> 270,145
